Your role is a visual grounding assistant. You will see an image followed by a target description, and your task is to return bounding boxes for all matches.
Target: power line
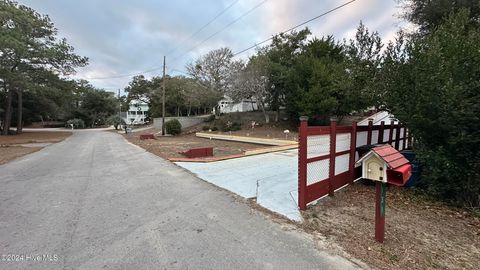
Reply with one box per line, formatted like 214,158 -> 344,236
166,0 -> 240,56
233,0 -> 358,56
84,1 -> 241,80
84,0 -> 356,81
84,66 -> 164,80
170,0 -> 268,64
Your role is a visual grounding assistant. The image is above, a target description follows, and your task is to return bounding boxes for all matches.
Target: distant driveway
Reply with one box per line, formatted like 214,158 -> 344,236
0,131 -> 358,270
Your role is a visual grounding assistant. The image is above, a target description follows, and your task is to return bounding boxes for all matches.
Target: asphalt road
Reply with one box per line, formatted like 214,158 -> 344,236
0,131 -> 359,270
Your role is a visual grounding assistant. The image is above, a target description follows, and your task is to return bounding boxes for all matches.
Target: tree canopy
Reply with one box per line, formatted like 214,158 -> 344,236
0,0 -> 87,134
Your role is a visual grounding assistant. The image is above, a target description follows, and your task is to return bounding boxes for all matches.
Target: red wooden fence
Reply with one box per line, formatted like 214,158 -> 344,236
298,117 -> 411,210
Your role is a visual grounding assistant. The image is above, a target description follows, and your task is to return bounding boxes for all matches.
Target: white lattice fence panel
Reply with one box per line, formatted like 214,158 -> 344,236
371,130 -> 379,144
335,154 -> 350,175
399,128 -> 405,139
404,129 -> 409,148
399,140 -> 404,150
307,159 -> 329,185
336,133 -> 351,153
383,129 -> 391,143
307,135 -> 330,159
356,131 -> 368,147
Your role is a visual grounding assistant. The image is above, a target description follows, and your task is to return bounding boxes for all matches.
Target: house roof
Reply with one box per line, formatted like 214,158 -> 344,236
370,144 -> 409,169
357,111 -> 398,126
356,144 -> 410,169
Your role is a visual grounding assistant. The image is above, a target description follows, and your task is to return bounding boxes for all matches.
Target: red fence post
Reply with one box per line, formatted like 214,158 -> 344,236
378,121 -> 385,143
328,117 -> 337,197
298,116 -> 308,210
367,119 -> 373,145
388,121 -> 395,145
348,122 -> 357,183
395,124 -> 401,150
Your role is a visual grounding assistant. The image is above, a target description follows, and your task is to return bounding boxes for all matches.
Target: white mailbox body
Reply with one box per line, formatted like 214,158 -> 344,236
357,153 -> 388,182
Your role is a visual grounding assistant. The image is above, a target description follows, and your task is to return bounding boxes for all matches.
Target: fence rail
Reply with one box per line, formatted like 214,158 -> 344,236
298,117 -> 411,210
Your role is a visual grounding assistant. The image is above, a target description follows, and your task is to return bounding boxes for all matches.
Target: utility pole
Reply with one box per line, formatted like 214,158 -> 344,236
162,55 -> 166,135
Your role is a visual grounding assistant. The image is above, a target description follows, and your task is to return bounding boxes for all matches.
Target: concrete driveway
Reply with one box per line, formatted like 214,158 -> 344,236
0,131 -> 359,270
176,149 -> 300,221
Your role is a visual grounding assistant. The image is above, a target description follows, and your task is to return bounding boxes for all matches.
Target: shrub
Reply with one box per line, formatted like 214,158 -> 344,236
107,115 -> 125,130
66,118 -> 85,129
214,118 -> 242,132
230,122 -> 242,131
205,114 -> 215,122
165,119 -> 182,135
384,11 -> 480,207
202,126 -> 210,131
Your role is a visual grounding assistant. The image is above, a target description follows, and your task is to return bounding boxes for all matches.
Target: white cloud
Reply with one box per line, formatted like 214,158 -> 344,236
16,0 -> 409,90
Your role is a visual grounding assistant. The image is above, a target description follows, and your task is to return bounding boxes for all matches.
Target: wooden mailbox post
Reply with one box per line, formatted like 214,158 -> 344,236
356,144 -> 412,243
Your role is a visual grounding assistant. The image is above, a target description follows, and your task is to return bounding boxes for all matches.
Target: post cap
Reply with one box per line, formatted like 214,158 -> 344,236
368,118 -> 374,121
299,116 -> 309,121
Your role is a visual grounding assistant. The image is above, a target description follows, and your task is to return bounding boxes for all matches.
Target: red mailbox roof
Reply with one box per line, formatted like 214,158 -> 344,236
371,145 -> 410,169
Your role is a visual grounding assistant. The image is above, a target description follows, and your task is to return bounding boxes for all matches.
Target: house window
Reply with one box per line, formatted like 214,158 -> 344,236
129,111 -> 136,115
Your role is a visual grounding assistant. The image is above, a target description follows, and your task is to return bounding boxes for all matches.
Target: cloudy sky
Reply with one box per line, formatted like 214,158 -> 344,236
18,0 -> 411,93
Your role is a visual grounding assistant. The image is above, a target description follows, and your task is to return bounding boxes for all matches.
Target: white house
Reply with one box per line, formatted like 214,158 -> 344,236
122,100 -> 149,125
217,96 -> 258,114
358,111 -> 399,126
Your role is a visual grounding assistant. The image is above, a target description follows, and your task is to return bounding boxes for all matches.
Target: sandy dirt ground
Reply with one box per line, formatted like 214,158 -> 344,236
0,146 -> 43,165
0,131 -> 72,165
302,182 -> 480,270
125,130 -> 265,159
0,131 -> 72,145
210,125 -> 299,141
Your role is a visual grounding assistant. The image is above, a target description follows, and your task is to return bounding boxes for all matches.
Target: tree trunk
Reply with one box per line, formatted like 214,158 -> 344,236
16,90 -> 23,134
2,89 -> 13,135
260,102 -> 269,124
40,115 -> 45,128
275,108 -> 280,122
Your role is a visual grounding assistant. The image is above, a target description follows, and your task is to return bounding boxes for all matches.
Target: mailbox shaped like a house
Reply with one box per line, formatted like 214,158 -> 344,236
356,144 -> 412,186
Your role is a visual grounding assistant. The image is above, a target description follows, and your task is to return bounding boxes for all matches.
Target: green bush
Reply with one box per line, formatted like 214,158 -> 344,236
384,10 -> 480,207
165,119 -> 182,135
66,118 -> 85,129
214,118 -> 242,132
205,114 -> 215,122
107,115 -> 125,130
230,122 -> 242,131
